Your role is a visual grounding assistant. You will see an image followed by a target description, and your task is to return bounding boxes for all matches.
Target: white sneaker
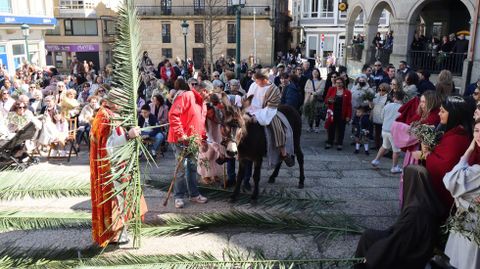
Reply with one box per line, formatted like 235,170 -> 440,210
174,199 -> 184,208
307,127 -> 314,132
391,166 -> 403,174
314,127 -> 320,133
371,159 -> 380,167
190,195 -> 208,204
50,149 -> 58,157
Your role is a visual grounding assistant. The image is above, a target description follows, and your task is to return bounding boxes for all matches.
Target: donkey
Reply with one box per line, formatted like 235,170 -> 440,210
220,97 -> 305,202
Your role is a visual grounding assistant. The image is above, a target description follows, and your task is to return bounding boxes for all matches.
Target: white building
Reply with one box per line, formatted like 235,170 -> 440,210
0,0 -> 56,74
293,0 -> 390,64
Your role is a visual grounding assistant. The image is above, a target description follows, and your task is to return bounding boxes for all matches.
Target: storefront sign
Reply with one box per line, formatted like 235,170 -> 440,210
45,44 -> 100,52
0,16 -> 56,25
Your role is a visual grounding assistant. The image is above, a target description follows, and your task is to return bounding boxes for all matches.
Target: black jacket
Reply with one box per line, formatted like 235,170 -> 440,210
138,114 -> 160,136
417,80 -> 436,96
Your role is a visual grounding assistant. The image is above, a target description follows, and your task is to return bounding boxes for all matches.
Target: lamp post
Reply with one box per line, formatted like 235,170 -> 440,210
232,0 -> 245,79
181,20 -> 189,79
21,24 -> 30,63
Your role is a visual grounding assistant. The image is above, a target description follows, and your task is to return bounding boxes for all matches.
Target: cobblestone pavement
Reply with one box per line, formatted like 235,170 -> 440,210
0,125 -> 401,266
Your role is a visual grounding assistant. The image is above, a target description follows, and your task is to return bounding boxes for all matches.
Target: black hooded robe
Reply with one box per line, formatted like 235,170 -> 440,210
354,165 -> 447,269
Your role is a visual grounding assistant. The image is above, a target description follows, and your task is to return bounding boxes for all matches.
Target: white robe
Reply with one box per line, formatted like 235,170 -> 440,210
443,157 -> 480,269
246,83 -> 277,126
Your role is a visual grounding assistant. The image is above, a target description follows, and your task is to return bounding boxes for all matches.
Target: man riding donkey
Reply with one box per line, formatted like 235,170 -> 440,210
246,68 -> 295,167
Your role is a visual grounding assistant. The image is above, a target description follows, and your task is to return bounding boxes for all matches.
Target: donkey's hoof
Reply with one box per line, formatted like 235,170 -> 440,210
268,177 -> 276,184
298,182 -> 304,189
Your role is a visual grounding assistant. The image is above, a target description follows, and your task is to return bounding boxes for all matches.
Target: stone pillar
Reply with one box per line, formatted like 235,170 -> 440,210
388,20 -> 416,66
466,14 -> 480,88
363,23 -> 379,64
344,22 -> 354,65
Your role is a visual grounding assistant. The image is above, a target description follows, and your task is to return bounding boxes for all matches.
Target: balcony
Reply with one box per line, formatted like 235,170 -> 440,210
59,7 -> 97,18
408,51 -> 466,76
136,5 -> 271,17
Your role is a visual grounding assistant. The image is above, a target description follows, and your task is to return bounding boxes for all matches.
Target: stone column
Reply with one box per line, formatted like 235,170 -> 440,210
388,19 -> 416,66
363,23 -> 379,64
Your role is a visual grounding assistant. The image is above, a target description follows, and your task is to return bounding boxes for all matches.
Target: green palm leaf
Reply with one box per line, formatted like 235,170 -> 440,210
0,211 -> 91,231
146,180 -> 345,213
142,210 -> 363,237
0,171 -> 89,200
103,0 -> 144,248
0,247 -> 363,269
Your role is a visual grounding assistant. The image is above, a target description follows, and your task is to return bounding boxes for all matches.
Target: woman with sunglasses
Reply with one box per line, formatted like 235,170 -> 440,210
6,101 -> 33,133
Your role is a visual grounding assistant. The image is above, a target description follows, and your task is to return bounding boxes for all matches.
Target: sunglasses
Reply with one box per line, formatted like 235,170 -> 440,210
474,92 -> 480,96
331,76 -> 337,79
379,89 -> 387,92
17,106 -> 26,110
99,90 -> 106,93
191,83 -> 198,86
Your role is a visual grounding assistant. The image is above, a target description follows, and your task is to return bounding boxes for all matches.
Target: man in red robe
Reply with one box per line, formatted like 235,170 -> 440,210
90,97 -> 147,246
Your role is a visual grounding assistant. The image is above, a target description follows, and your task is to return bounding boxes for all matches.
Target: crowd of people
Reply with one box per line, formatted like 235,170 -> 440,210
5,46 -> 480,268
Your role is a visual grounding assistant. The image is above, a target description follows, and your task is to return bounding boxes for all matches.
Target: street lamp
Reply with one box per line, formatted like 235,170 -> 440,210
181,20 -> 189,79
232,0 -> 245,79
21,24 -> 30,63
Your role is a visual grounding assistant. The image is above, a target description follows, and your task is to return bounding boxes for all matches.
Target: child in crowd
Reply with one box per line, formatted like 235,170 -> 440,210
371,90 -> 405,173
352,105 -> 372,155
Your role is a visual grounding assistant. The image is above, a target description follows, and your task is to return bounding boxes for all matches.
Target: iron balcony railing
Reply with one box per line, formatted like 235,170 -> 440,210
408,51 -> 466,76
136,5 -> 271,17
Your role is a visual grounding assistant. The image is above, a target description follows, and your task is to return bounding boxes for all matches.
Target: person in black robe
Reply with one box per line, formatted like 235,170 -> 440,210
354,165 -> 447,269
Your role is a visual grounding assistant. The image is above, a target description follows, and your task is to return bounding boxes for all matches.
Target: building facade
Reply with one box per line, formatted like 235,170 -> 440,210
293,0 -> 390,64
0,0 -> 56,75
45,0 -> 121,72
344,0 -> 479,91
135,0 -> 287,68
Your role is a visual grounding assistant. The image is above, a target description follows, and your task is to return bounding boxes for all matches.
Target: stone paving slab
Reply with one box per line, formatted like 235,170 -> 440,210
0,125 -> 401,264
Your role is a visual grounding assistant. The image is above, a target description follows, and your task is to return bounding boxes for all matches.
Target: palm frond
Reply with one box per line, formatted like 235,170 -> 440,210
0,246 -> 363,269
105,0 -> 144,248
146,180 -> 345,212
0,170 -> 89,200
141,210 -> 363,237
0,246 -> 101,269
0,211 -> 91,231
80,251 -> 363,268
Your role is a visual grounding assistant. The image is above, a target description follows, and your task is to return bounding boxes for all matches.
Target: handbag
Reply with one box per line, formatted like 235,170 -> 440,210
324,109 -> 334,129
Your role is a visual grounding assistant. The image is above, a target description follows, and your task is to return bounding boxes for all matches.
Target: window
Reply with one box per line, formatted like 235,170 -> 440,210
226,49 -> 236,59
302,0 -> 309,18
162,23 -> 171,43
227,0 -> 235,15
227,23 -> 236,43
60,0 -> 96,9
192,48 -> 205,68
194,23 -> 204,43
12,44 -> 26,70
30,0 -> 46,16
0,0 -> 11,13
104,20 -> 116,36
311,0 -> 318,17
194,0 -> 205,15
162,48 -> 172,58
18,0 -> 29,14
46,21 -> 61,36
161,0 -> 172,15
64,19 -> 98,36
320,0 -> 333,18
